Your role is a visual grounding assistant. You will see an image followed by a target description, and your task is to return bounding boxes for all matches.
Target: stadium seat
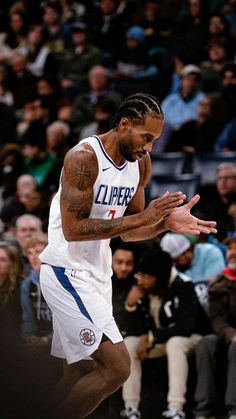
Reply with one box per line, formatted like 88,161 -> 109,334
149,174 -> 201,201
150,152 -> 186,176
193,152 -> 236,185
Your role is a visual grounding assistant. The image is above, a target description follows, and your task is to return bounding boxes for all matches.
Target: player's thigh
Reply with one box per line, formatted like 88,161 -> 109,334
63,358 -> 98,384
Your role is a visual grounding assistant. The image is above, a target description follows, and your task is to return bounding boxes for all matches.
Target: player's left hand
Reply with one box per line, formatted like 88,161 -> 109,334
165,194 -> 217,235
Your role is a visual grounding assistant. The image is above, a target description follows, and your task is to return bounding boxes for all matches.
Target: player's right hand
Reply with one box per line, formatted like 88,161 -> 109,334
144,191 -> 185,223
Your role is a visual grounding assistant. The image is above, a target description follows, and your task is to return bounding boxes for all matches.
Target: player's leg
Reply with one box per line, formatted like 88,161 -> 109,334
57,338 -> 131,419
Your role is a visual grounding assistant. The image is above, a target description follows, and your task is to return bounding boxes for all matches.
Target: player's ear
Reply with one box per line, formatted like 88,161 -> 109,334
120,117 -> 129,132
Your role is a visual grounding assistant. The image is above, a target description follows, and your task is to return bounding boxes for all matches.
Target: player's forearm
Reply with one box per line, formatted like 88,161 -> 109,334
121,218 -> 167,242
62,211 -> 153,242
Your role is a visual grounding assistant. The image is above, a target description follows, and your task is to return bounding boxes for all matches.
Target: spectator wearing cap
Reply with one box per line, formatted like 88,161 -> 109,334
59,20 -> 102,96
193,236 -> 236,419
160,64 -> 204,151
121,246 -> 209,419
111,25 -> 158,95
160,233 -> 225,283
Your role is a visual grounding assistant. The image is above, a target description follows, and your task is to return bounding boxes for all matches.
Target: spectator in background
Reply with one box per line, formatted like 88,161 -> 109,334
200,35 -> 232,93
25,24 -> 58,79
160,233 -> 225,283
0,101 -> 17,143
227,200 -> 236,238
88,0 -> 126,63
0,65 -> 14,106
172,0 -> 210,64
0,143 -> 24,211
173,92 -> 225,158
206,11 -> 235,57
121,247 -> 208,419
0,241 -> 23,335
22,121 -> 68,193
111,25 -> 158,95
8,52 -> 37,111
161,64 -> 204,151
194,235 -> 236,419
71,64 -> 122,138
214,115 -> 236,152
0,174 -> 37,227
198,163 -> 236,241
42,1 -> 71,56
111,238 -> 140,338
79,96 -> 119,140
14,214 -> 43,274
21,234 -> 51,344
59,21 -> 102,96
221,62 -> 236,122
20,233 -> 62,418
0,9 -> 28,62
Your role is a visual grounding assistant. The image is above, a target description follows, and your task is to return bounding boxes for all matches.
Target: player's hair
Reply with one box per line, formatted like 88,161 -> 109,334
110,93 -> 163,128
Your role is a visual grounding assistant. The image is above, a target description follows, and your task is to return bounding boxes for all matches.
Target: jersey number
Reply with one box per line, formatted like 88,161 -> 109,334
108,209 -> 116,219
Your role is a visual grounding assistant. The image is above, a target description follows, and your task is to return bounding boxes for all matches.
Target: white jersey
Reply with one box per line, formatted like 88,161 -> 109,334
40,135 -> 140,288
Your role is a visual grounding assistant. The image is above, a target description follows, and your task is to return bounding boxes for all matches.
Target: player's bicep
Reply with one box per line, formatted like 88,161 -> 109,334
60,146 -> 98,234
125,155 -> 151,215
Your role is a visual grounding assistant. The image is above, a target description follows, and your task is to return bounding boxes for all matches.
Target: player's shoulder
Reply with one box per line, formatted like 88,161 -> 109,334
64,141 -> 97,166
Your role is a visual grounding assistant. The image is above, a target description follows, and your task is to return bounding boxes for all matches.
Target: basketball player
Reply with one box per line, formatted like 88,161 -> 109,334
39,93 -> 216,419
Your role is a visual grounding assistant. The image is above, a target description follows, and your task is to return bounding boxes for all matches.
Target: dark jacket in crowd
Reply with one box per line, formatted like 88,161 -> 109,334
208,273 -> 236,343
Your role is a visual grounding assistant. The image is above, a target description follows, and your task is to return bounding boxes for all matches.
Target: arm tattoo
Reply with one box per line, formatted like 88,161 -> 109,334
78,218 -> 125,237
67,159 -> 94,191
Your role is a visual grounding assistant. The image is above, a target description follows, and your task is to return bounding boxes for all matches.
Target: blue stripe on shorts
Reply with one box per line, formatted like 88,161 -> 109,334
51,266 -> 93,323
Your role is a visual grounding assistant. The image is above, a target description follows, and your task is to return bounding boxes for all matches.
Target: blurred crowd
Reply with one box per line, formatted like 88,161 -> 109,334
1,1 -> 236,419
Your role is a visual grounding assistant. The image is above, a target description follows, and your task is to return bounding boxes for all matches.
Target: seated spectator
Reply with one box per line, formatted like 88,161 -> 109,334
221,62 -> 236,122
59,21 -> 102,96
0,174 -> 37,226
160,64 -> 204,151
42,1 -> 72,56
121,247 -> 209,419
0,64 -> 14,106
14,214 -> 44,274
79,96 -> 119,140
21,234 -> 51,343
0,143 -> 24,210
171,0 -> 210,64
160,233 -> 225,282
111,25 -> 159,94
227,200 -> 236,238
168,92 -> 225,155
20,233 -> 62,418
88,0 -> 126,62
200,36 -> 232,92
23,121 -> 69,193
111,238 -> 140,338
0,241 -> 23,335
193,235 -> 236,419
0,101 -> 17,143
71,64 -> 122,138
214,115 -> 236,151
25,24 -> 58,79
8,52 -> 37,111
198,162 -> 236,241
0,9 -> 28,62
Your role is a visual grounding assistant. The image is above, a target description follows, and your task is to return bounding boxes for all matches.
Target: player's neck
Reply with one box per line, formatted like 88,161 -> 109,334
100,131 -> 126,166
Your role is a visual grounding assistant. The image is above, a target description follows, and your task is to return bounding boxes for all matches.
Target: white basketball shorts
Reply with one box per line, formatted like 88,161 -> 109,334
39,263 -> 123,364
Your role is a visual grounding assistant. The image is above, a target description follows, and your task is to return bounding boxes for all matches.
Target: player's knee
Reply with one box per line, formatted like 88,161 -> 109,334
107,354 -> 131,389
